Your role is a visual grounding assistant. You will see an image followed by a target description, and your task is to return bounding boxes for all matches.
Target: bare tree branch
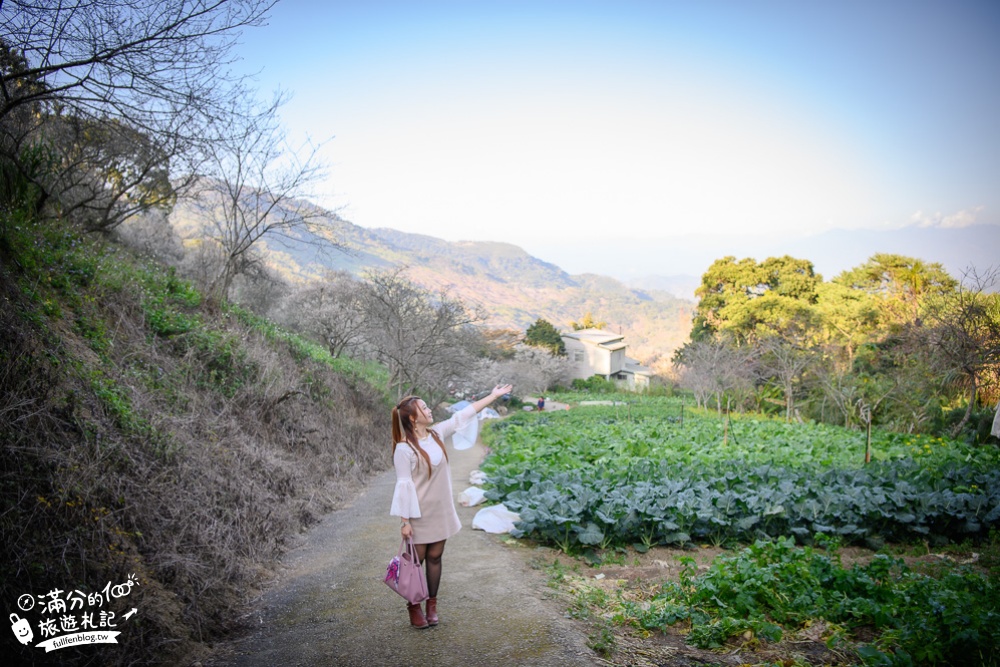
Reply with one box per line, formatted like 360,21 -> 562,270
191,92 -> 336,301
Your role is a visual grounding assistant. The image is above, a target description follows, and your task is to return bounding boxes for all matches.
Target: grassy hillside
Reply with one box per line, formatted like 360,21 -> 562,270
0,218 -> 393,666
166,198 -> 694,370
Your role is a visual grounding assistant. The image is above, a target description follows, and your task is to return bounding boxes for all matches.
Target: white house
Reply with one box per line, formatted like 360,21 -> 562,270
561,328 -> 653,390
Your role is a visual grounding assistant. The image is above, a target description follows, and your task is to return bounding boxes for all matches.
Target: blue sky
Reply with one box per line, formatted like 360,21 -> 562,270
233,0 -> 1000,277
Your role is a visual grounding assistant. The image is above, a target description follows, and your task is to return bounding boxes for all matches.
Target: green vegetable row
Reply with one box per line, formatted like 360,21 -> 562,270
488,461 -> 1000,550
482,406 -> 1000,550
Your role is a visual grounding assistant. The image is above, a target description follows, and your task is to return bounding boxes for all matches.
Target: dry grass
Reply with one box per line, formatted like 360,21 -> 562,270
0,237 -> 391,666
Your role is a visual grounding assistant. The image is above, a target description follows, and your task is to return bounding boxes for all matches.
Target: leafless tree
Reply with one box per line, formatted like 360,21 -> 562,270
674,337 -> 755,413
357,268 -> 485,401
42,114 -> 182,230
280,271 -> 368,358
192,92 -> 333,301
1,1 -> 274,228
114,207 -> 186,263
811,352 -> 862,428
1,1 -> 272,128
756,336 -> 814,422
178,236 -> 228,294
477,327 -> 522,361
926,266 -> 1000,437
466,345 -> 574,397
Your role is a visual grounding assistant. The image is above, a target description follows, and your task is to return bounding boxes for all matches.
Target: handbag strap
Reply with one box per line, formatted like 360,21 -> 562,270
402,537 -> 422,565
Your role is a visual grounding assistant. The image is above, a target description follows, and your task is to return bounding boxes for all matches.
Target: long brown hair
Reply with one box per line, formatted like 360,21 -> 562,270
392,396 -> 447,479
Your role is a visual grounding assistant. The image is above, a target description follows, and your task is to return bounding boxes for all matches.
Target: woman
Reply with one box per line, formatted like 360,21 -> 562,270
390,384 -> 513,629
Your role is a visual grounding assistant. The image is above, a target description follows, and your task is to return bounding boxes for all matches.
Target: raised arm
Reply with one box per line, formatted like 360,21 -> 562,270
433,384 -> 514,444
470,384 -> 513,415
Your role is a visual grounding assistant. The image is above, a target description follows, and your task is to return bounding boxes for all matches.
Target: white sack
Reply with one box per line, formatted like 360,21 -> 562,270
458,486 -> 487,507
471,504 -> 521,534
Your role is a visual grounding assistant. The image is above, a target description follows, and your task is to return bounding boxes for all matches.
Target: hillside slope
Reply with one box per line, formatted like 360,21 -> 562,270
167,198 -> 694,369
0,220 -> 391,666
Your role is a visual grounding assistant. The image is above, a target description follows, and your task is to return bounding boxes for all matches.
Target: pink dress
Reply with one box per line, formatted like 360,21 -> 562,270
390,405 -> 479,544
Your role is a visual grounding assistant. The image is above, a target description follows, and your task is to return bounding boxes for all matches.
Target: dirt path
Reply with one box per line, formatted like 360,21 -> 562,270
205,440 -> 599,667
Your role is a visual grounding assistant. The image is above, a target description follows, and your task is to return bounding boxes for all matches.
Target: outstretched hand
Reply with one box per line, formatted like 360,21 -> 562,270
471,384 -> 515,414
491,383 -> 513,399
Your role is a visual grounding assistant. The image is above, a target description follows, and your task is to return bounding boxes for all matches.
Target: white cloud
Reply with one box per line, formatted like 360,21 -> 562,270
911,206 -> 984,229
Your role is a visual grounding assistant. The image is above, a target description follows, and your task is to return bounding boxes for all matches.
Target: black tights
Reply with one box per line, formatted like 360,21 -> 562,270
415,540 -> 446,598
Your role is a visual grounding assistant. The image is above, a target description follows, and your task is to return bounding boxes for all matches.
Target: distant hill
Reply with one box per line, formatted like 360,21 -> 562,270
626,274 -> 702,301
168,199 -> 695,370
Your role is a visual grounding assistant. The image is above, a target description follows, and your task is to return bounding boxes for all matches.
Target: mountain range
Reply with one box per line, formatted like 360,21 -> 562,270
168,200 -> 695,370
168,195 -> 998,370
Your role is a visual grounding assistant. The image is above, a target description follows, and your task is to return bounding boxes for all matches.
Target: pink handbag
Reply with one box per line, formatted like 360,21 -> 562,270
383,537 -> 428,604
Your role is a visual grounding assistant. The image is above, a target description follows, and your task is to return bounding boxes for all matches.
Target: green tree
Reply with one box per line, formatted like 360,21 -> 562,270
692,255 -> 820,343
525,318 -> 565,356
569,311 -> 607,331
1,40 -> 50,215
834,253 -> 957,330
814,280 -> 880,366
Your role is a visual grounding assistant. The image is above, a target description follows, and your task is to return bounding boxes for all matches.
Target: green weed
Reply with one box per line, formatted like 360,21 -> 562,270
614,538 -> 999,664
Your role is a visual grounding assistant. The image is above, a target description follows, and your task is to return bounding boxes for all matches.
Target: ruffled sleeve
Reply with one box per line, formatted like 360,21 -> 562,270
389,445 -> 421,518
434,404 -> 479,451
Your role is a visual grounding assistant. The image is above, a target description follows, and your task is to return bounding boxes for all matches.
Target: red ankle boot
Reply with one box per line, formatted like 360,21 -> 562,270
407,602 -> 429,629
425,597 -> 438,626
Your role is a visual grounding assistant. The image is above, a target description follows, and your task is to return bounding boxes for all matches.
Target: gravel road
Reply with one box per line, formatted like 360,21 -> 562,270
205,440 -> 599,667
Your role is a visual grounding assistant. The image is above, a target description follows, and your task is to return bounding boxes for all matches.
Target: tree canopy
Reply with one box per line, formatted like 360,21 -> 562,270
570,311 -> 607,331
692,255 -> 820,344
678,253 -> 1000,441
525,318 -> 565,356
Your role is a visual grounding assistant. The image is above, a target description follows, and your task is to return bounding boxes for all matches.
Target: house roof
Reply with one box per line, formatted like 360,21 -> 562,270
624,358 -> 653,377
561,328 -> 624,346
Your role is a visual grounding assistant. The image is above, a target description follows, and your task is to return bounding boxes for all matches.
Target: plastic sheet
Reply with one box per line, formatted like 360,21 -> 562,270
471,504 -> 521,534
458,486 -> 486,507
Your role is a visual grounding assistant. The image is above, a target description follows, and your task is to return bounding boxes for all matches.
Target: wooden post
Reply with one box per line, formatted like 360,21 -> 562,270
865,418 -> 872,464
857,399 -> 873,465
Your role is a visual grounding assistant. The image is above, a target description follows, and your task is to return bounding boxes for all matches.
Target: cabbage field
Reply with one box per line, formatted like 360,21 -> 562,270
481,397 -> 1000,552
